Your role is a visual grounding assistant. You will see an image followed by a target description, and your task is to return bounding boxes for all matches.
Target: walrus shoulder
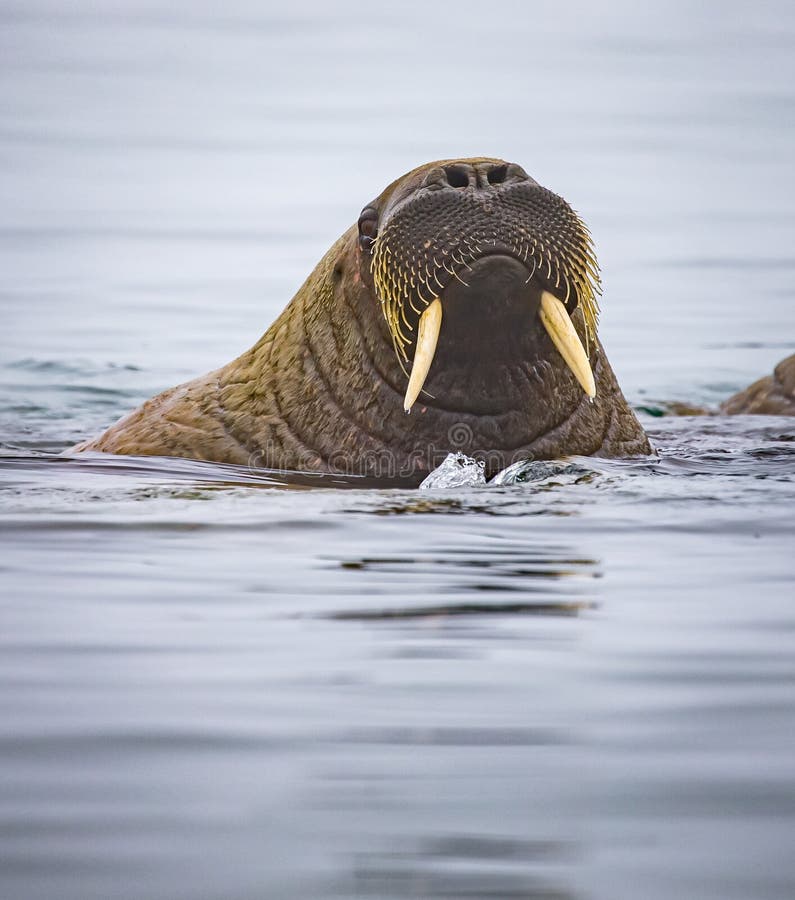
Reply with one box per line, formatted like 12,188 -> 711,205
73,369 -> 251,464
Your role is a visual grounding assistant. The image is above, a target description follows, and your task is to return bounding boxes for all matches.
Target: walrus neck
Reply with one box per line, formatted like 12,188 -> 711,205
216,232 -> 415,475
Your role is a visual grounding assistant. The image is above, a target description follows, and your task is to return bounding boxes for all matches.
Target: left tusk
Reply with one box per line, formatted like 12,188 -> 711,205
404,299 -> 443,412
539,290 -> 596,399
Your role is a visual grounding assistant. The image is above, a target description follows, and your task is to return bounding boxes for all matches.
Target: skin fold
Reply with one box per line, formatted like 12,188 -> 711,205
74,157 -> 654,482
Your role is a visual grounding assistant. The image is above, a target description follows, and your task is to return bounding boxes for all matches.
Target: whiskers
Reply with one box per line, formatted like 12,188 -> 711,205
370,186 -> 601,362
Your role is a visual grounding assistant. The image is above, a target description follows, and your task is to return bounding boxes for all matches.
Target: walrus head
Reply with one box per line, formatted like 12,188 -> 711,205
75,157 -> 650,480
359,159 -> 600,415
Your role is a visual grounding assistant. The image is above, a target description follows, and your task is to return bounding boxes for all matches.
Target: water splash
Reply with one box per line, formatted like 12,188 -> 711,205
418,451 -> 486,489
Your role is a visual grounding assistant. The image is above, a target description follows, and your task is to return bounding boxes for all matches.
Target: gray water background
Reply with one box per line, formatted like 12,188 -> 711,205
1,1 -> 795,898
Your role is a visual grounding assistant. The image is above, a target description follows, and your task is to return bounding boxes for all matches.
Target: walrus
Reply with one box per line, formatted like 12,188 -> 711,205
73,157 -> 653,482
720,354 -> 795,416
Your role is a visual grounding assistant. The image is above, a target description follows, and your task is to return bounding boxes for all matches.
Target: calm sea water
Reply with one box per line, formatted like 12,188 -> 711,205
1,2 -> 795,898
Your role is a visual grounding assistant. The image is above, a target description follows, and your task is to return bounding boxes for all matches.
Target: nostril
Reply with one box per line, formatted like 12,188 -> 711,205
487,164 -> 508,185
444,165 -> 470,188
505,163 -> 530,182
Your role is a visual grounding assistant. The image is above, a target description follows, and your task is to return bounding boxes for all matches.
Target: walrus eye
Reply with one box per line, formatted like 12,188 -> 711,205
358,208 -> 378,251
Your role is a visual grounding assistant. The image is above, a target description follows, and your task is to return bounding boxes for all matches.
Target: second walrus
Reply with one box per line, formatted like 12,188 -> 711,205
73,158 -> 652,481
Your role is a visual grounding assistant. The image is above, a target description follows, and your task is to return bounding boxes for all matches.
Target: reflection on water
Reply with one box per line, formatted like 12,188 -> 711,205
327,543 -> 597,620
1,1 -> 795,898
327,601 -> 589,621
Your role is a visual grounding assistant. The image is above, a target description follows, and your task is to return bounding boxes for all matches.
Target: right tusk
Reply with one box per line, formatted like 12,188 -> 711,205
404,299 -> 443,412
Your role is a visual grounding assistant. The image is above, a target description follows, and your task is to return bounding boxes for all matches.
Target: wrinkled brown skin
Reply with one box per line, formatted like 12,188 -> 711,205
720,354 -> 795,416
74,158 -> 651,483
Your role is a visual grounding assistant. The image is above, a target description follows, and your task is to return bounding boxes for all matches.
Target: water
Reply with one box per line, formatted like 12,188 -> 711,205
1,2 -> 795,898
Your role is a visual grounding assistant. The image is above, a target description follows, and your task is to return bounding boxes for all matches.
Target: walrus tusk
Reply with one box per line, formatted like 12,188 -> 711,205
539,290 -> 596,399
404,298 -> 443,412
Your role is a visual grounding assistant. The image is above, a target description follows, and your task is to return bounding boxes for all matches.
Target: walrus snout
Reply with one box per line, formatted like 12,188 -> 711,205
368,157 -> 602,408
441,255 -> 540,326
427,254 -> 543,366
